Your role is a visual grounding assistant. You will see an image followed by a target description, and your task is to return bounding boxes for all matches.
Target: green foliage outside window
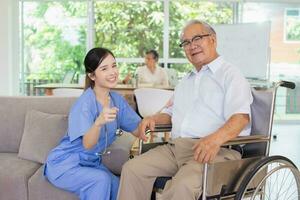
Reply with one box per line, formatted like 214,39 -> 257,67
169,1 -> 233,74
23,2 -> 87,81
94,1 -> 164,58
94,1 -> 164,78
22,1 -> 233,83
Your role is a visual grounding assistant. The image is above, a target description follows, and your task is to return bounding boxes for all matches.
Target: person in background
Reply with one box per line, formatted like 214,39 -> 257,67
117,20 -> 253,200
121,73 -> 132,84
122,50 -> 169,87
44,47 -> 141,200
136,50 -> 169,87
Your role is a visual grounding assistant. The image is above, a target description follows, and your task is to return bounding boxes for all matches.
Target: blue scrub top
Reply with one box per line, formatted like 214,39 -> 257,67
45,87 -> 141,180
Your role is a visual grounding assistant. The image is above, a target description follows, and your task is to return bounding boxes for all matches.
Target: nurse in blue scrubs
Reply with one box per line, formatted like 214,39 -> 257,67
44,47 -> 143,200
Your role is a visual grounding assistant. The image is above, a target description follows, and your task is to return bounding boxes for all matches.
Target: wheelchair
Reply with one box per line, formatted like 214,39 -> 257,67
137,80 -> 300,200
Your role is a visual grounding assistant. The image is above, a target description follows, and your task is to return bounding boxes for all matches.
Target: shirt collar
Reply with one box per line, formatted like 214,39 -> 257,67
207,56 -> 223,74
187,56 -> 223,78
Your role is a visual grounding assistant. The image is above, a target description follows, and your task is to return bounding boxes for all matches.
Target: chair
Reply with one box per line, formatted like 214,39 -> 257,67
62,71 -> 75,84
52,88 -> 83,97
134,88 -> 173,142
134,88 -> 173,118
139,81 -> 300,200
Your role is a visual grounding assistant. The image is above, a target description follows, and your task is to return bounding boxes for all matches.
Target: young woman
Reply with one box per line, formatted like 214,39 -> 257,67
44,47 -> 142,200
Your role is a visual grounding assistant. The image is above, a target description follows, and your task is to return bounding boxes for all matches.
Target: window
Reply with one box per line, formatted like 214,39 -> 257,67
285,8 -> 300,42
242,2 -> 300,117
94,1 -> 164,58
169,1 -> 234,58
21,1 -> 87,94
20,0 -> 300,119
20,0 -> 234,94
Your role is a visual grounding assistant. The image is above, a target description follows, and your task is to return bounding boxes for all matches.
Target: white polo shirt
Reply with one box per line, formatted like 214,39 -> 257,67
162,56 -> 253,139
136,65 -> 169,87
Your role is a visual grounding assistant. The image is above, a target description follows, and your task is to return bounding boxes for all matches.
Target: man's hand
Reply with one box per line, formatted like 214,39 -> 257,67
122,73 -> 132,84
192,134 -> 222,163
192,114 -> 249,163
137,117 -> 156,142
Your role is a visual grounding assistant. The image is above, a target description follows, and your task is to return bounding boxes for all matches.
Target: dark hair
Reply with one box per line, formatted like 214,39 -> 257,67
145,49 -> 159,62
83,47 -> 115,90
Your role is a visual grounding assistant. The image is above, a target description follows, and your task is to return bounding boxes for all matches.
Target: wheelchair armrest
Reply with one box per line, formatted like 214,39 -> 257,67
138,124 -> 172,155
222,135 -> 270,146
140,123 -> 269,154
149,124 -> 269,147
151,124 -> 172,132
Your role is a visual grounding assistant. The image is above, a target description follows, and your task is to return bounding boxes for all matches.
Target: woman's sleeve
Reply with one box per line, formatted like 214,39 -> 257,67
118,96 -> 141,132
68,102 -> 95,142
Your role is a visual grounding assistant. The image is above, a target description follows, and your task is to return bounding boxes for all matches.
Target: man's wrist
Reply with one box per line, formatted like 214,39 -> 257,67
145,115 -> 155,122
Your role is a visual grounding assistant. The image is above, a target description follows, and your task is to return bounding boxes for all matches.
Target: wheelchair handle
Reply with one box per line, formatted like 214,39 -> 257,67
279,80 -> 295,89
145,128 -> 152,135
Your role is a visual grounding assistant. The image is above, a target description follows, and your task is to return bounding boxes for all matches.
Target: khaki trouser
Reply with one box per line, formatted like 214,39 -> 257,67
117,138 -> 241,200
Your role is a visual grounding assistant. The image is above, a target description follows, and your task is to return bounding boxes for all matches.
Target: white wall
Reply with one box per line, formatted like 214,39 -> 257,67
0,0 -> 19,95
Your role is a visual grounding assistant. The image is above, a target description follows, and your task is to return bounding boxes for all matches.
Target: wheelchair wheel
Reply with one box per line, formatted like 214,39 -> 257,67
235,155 -> 300,200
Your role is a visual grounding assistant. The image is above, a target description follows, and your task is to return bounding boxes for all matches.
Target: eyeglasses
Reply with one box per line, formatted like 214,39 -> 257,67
179,34 -> 211,48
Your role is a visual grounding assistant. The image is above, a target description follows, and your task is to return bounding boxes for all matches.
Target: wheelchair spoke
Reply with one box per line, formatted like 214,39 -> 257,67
277,165 -> 289,196
263,168 -> 299,200
280,172 -> 297,200
236,157 -> 300,200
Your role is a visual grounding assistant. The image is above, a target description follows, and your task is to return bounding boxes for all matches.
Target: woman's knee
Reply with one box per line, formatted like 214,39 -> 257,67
95,171 -> 112,184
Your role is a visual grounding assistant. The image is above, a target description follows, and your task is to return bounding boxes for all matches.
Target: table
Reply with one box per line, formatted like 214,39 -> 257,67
35,83 -> 173,95
35,83 -> 173,111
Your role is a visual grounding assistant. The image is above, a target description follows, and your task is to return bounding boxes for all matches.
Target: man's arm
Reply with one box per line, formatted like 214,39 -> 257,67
132,113 -> 171,141
193,113 -> 250,163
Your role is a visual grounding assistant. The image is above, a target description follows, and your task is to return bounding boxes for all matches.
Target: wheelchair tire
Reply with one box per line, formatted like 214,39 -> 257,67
234,155 -> 300,200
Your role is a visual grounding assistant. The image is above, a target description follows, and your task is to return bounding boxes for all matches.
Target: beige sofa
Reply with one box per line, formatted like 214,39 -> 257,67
0,96 -> 135,200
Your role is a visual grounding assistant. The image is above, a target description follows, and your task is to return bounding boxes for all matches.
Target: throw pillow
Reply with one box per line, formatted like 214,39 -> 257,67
18,110 -> 68,164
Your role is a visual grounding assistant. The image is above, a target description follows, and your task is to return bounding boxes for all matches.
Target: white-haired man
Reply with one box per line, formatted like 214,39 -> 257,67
118,20 -> 253,200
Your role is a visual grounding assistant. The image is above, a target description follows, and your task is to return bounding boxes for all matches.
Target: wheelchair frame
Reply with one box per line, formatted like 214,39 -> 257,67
137,80 -> 300,200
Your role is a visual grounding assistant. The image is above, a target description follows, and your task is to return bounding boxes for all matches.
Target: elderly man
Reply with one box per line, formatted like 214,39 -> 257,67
136,49 -> 169,87
122,50 -> 169,87
117,20 -> 253,200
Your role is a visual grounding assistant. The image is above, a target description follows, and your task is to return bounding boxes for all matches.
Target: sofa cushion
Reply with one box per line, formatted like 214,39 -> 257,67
18,110 -> 68,164
29,166 -> 77,200
0,153 -> 40,200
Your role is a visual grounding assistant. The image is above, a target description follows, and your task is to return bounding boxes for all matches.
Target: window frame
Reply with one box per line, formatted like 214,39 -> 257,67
20,0 -> 237,91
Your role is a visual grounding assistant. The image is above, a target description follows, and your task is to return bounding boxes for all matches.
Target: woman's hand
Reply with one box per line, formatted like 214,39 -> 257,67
95,107 -> 119,127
